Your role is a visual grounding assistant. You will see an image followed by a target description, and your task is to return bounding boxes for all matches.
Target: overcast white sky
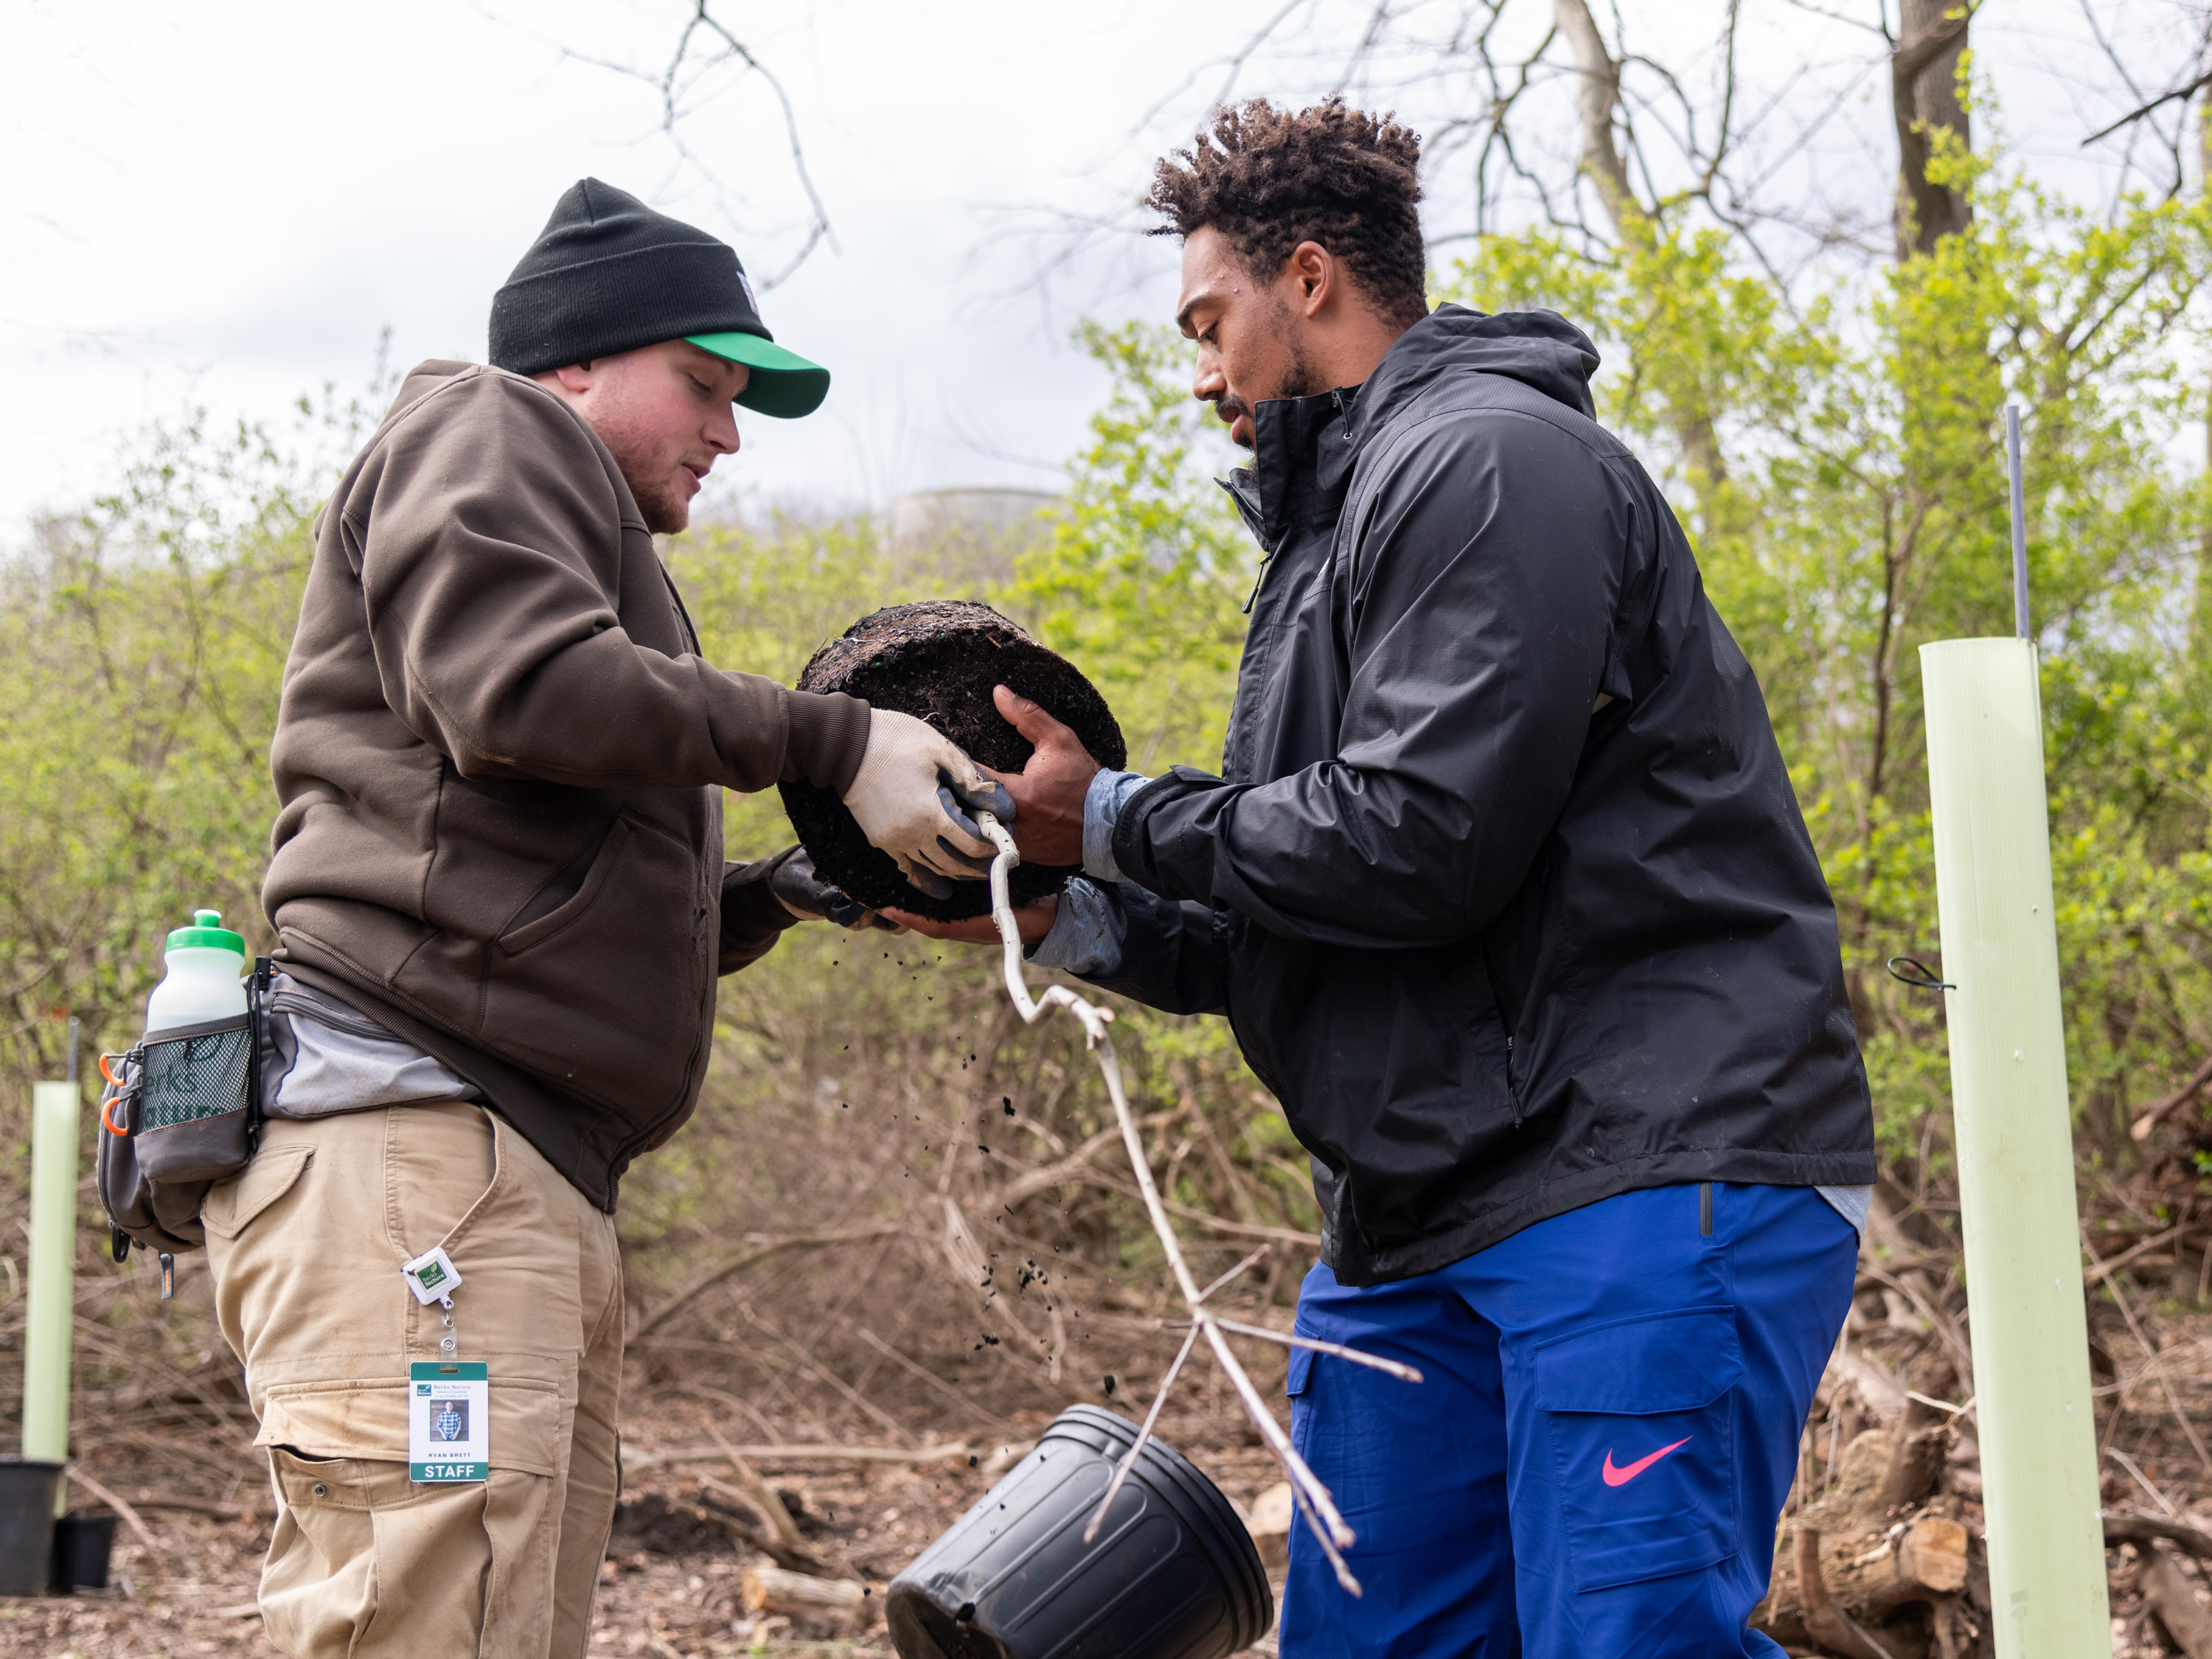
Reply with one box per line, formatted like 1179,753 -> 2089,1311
3,0 -> 2194,542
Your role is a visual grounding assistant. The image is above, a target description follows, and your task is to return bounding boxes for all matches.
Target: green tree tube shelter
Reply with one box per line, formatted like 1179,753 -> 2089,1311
24,1079 -> 80,1483
1920,634 -> 2108,1654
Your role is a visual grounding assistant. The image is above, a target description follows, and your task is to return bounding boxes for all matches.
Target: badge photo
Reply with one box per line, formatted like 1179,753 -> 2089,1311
408,1361 -> 490,1482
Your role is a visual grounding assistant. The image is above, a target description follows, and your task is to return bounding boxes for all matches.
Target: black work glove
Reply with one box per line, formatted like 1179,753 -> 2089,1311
771,848 -> 902,933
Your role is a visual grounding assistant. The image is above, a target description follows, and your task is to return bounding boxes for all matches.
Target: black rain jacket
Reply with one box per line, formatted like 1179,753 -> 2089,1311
1085,305 -> 1874,1286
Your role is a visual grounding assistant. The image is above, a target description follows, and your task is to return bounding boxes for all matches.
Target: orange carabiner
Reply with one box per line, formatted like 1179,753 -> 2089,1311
98,1052 -> 123,1087
102,1093 -> 130,1137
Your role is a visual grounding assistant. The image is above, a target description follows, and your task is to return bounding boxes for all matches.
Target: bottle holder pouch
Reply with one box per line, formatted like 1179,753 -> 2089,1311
137,1015 -> 254,1181
97,961 -> 268,1259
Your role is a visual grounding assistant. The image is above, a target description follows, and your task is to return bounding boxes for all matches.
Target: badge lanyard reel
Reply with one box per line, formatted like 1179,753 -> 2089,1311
401,1246 -> 489,1484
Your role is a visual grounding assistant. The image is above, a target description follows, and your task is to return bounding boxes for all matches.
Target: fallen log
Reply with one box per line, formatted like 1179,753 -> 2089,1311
2106,1512 -> 2212,1562
2140,1545 -> 2212,1659
742,1564 -> 869,1630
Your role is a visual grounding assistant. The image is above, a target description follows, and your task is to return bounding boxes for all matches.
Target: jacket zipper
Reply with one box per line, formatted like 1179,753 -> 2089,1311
1240,554 -> 1276,616
1506,1034 -> 1523,1129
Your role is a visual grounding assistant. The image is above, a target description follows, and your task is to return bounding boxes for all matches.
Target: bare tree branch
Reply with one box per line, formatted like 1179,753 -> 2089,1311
2082,69 -> 2212,147
532,1 -> 835,289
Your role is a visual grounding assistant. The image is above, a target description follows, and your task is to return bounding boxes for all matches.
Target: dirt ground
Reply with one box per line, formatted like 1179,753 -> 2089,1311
0,1388 -> 1293,1659
12,1211 -> 2212,1657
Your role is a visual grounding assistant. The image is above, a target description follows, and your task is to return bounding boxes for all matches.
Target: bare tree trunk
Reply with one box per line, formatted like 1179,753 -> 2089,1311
1893,0 -> 1973,259
1555,0 -> 1638,232
1555,0 -> 1728,489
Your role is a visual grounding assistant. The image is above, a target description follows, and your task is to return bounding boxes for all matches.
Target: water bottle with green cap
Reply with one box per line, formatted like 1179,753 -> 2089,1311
145,908 -> 248,1034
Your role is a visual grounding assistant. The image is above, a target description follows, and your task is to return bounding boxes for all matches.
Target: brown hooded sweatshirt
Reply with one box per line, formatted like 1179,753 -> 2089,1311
263,361 -> 869,1208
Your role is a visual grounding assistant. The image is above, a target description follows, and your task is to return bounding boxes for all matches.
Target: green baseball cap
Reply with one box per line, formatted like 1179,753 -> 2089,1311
687,331 -> 831,420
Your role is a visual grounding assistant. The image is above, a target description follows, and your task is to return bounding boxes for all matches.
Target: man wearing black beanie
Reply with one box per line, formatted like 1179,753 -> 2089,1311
204,181 -> 1010,1658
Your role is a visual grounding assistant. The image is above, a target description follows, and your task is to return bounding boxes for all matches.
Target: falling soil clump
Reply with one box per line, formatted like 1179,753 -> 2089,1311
782,600 -> 1127,920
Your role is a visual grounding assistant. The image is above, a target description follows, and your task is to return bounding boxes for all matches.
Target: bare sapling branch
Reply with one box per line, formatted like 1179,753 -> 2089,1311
972,812 -> 1411,1594
1162,1315 -> 1426,1384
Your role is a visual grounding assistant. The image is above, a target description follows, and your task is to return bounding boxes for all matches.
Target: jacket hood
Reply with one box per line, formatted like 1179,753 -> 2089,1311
1352,304 -> 1600,448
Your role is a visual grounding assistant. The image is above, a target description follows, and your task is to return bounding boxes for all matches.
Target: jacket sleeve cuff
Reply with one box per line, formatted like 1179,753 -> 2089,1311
781,691 -> 871,794
1082,769 -> 1152,883
720,850 -> 803,975
1106,768 -> 1202,894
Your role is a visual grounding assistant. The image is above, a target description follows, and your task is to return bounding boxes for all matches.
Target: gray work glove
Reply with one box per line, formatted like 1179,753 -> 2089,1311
841,709 -> 1016,899
771,849 -> 902,932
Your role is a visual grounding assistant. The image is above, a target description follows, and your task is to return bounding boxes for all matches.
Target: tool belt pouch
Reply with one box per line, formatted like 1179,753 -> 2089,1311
98,964 -> 268,1256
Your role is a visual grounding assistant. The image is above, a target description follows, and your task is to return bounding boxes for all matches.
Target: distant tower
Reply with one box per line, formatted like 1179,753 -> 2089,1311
888,487 -> 1063,595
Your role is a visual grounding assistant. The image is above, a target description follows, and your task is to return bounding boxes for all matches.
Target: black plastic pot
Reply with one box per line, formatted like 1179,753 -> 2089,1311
887,1405 -> 1271,1659
0,1459 -> 65,1598
52,1514 -> 116,1591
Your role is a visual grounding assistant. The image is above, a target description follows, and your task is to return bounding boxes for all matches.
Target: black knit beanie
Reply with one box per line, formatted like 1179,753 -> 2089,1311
488,178 -> 828,419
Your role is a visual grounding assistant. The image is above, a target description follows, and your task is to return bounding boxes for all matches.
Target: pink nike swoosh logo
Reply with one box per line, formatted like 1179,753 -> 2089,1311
1601,1436 -> 1692,1486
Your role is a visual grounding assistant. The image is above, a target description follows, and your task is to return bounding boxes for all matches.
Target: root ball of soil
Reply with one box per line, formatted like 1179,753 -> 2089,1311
779,601 -> 1127,920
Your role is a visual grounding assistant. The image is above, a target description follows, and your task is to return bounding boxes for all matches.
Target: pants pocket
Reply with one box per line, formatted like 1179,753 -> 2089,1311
260,1447 -> 411,1659
254,1377 -> 566,1659
1534,1305 -> 1742,1593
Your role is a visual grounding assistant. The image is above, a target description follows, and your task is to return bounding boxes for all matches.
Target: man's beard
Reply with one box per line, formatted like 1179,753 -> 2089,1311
628,476 -> 689,536
1217,330 -> 1321,451
581,394 -> 695,534
1272,338 -> 1321,403
604,437 -> 690,533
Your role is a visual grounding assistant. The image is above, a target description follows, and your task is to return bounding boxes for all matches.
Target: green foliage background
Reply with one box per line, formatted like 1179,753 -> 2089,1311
6,122 -> 2212,1401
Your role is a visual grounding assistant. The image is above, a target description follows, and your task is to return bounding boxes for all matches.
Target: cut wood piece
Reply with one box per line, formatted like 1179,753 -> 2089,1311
1896,1517 -> 1969,1595
1247,1481 -> 1294,1569
2140,1545 -> 2212,1659
1787,1510 -> 1966,1628
742,1564 -> 869,1630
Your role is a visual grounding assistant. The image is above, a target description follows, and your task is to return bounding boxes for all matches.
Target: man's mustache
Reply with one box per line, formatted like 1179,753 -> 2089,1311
1211,394 -> 1256,447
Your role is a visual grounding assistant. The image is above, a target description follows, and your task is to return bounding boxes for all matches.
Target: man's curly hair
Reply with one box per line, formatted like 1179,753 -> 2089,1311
1147,97 -> 1427,327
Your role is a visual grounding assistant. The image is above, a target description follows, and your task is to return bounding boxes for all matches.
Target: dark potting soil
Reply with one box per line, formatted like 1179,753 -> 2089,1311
608,1492 -> 736,1558
779,601 -> 1127,921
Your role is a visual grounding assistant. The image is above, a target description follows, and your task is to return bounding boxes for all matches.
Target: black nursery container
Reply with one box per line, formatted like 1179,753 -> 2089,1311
52,1514 -> 116,1591
0,1459 -> 63,1597
887,1405 -> 1272,1659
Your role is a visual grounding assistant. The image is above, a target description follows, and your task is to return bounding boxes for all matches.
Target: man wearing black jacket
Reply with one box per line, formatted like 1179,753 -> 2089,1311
900,100 -> 1874,1656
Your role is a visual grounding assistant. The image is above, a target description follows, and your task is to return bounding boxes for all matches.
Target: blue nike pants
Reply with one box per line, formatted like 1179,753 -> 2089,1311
1280,1182 -> 1857,1658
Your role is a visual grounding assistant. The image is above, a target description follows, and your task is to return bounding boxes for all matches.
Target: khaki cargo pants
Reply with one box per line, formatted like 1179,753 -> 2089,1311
204,1102 -> 622,1658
